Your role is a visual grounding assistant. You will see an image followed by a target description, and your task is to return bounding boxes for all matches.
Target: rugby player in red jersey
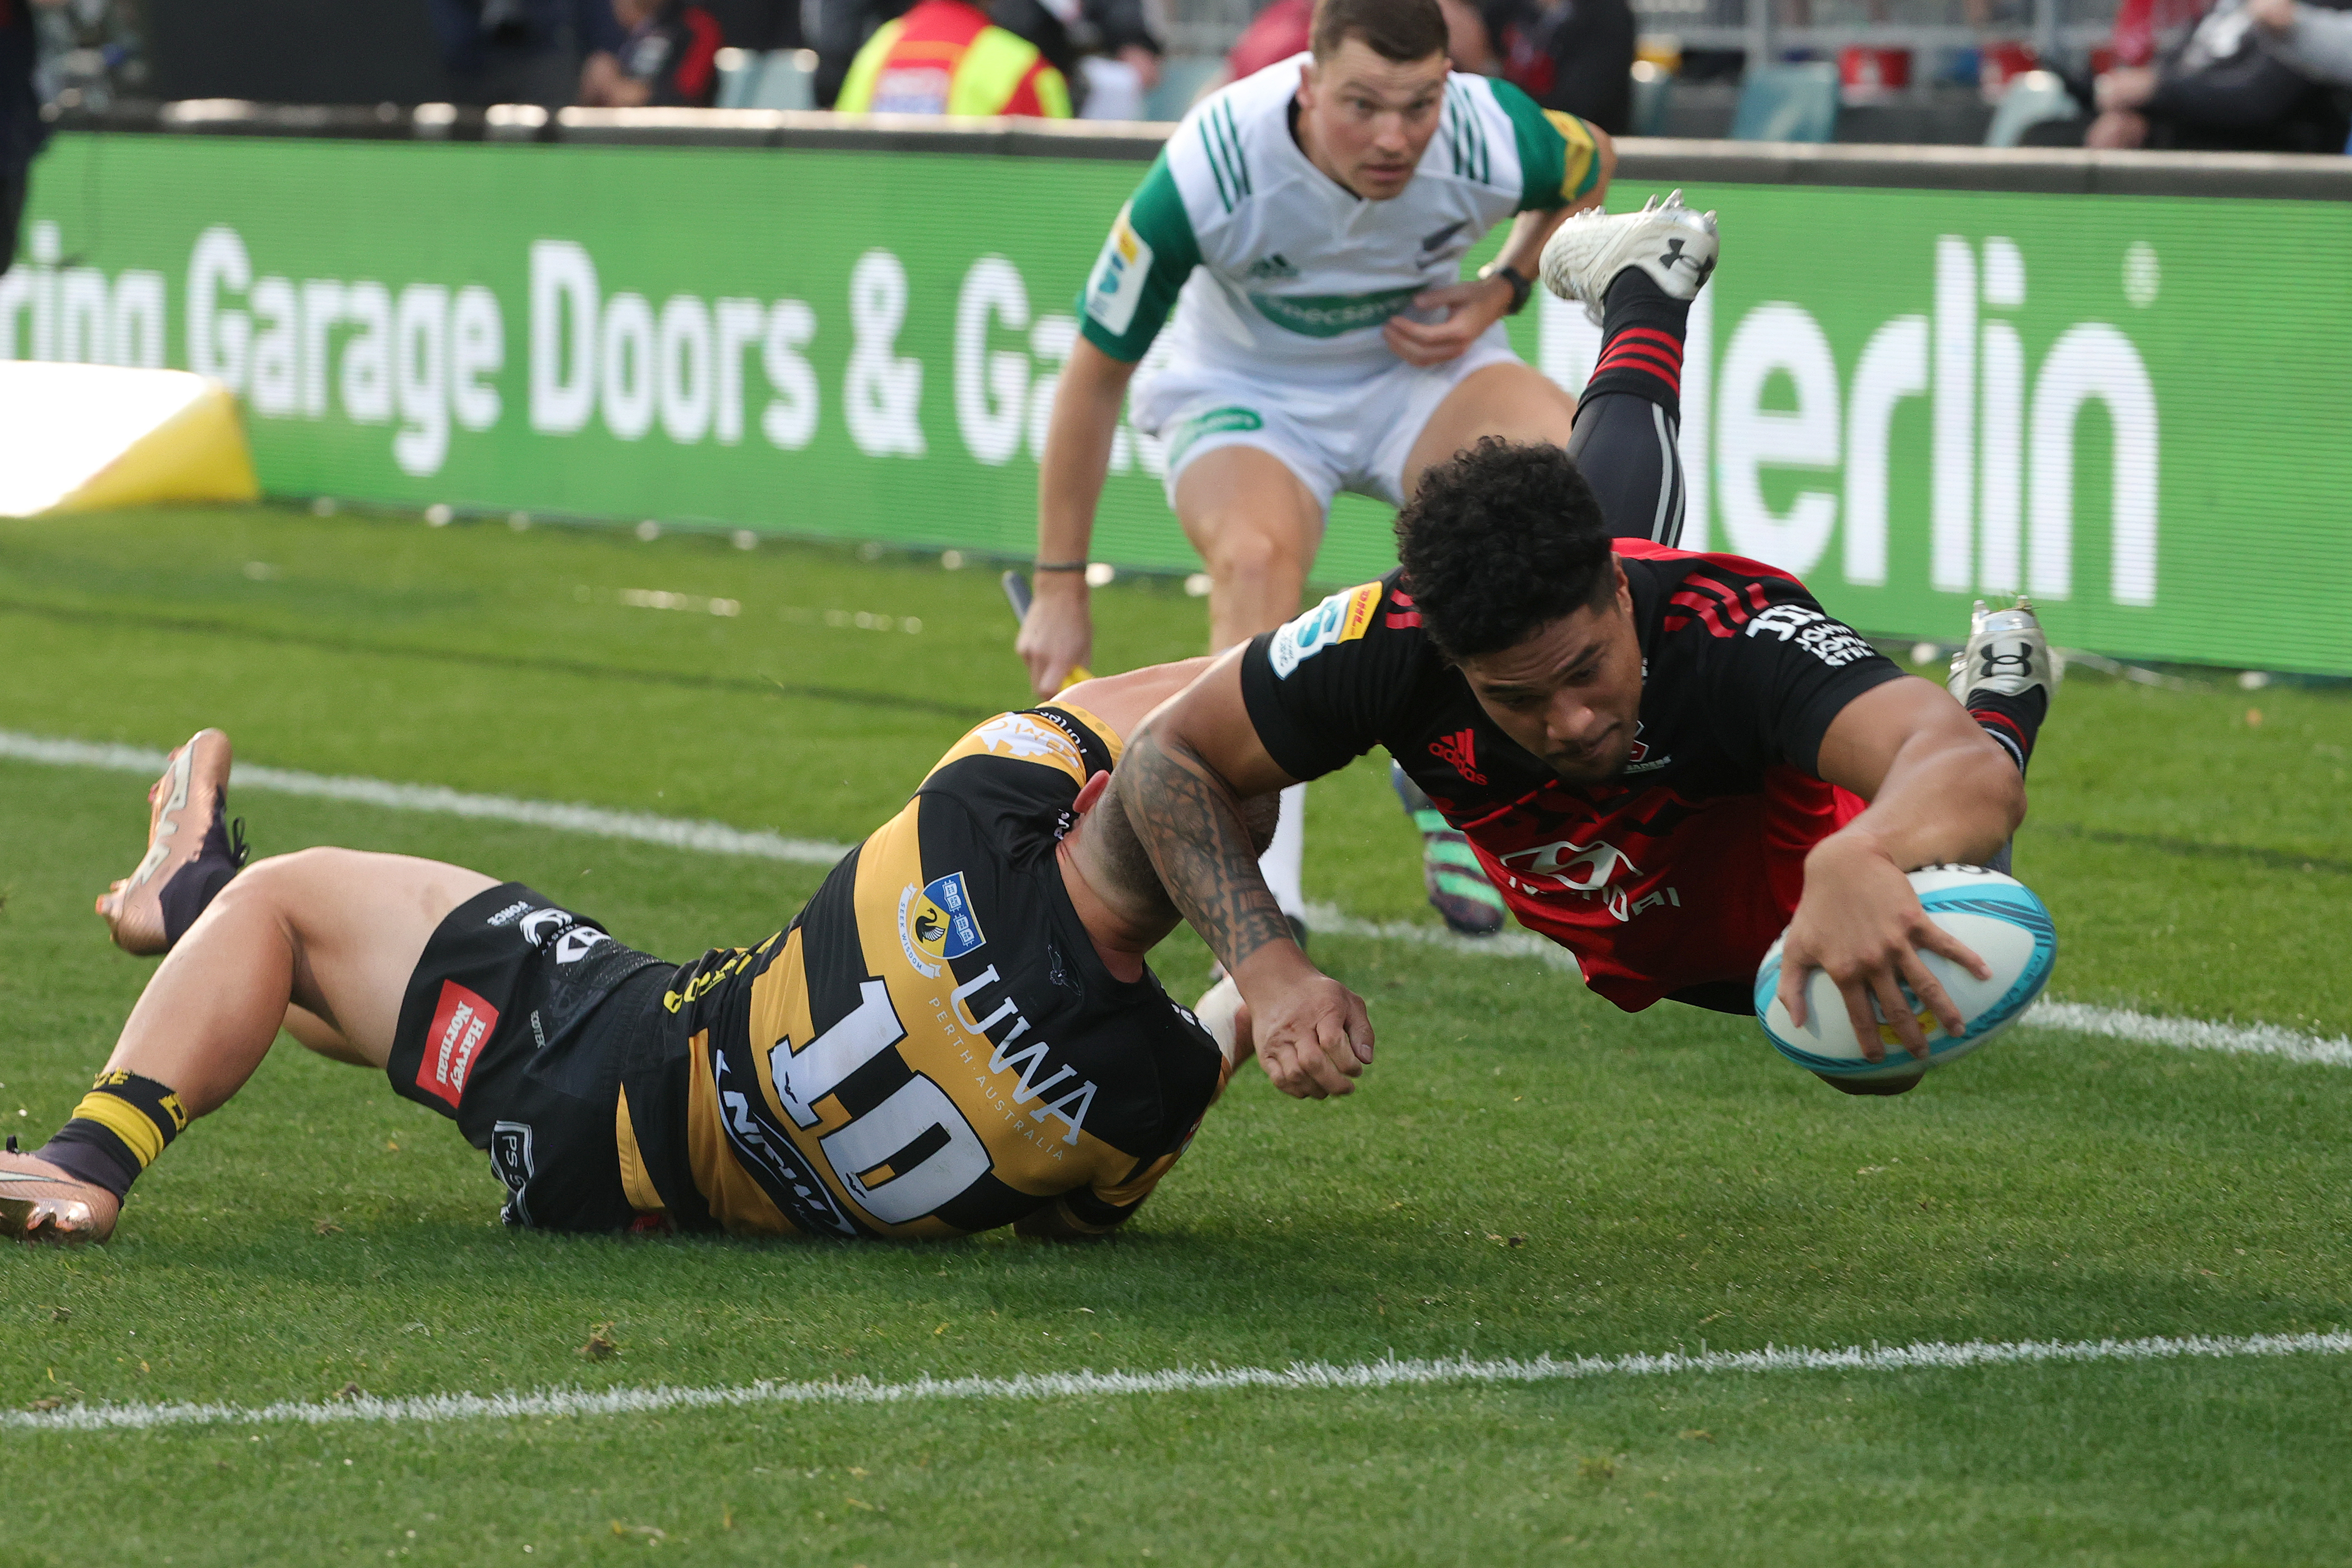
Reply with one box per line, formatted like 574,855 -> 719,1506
1115,203 -> 2058,1100
2,661 -> 1276,1244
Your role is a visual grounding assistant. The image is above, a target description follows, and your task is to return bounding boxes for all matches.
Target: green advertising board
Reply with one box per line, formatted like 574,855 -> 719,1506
8,131 -> 2349,673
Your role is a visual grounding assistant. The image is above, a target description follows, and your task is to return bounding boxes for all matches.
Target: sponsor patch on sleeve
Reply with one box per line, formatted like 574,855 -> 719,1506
1084,205 -> 1153,337
900,871 -> 987,978
1268,583 -> 1384,678
1743,603 -> 1878,667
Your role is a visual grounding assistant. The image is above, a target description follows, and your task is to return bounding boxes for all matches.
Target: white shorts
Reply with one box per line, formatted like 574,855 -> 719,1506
1130,324 -> 1524,513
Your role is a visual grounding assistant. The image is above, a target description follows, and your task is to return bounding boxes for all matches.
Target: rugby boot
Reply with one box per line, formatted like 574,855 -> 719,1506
96,728 -> 249,957
1538,190 -> 1719,326
0,1146 -> 119,1243
1948,598 -> 2061,706
1393,763 -> 1505,937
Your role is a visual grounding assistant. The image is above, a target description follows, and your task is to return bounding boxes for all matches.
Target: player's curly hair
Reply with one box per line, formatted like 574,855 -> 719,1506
1394,438 -> 1615,660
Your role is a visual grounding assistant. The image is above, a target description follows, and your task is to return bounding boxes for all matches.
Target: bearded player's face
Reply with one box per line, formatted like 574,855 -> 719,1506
1296,41 -> 1449,201
1455,565 -> 1645,787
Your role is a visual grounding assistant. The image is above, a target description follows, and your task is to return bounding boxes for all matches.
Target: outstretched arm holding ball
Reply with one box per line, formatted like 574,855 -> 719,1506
1776,677 -> 2027,1062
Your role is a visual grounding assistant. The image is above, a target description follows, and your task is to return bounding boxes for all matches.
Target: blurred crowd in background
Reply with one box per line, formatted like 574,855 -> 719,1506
1,0 -> 2349,277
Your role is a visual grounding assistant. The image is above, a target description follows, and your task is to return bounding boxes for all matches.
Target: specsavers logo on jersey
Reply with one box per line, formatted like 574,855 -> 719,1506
900,871 -> 987,978
1270,582 -> 1382,678
1083,205 -> 1152,336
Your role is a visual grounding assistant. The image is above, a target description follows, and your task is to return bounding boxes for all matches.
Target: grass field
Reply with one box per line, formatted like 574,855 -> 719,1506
4,503 -> 2351,1565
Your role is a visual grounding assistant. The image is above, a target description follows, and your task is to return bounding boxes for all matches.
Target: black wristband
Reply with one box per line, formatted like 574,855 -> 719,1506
1034,560 -> 1089,572
1479,263 -> 1533,316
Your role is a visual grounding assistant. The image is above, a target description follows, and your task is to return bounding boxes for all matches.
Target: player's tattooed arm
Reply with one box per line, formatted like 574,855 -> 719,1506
1113,654 -> 1376,1100
1111,726 -> 1292,974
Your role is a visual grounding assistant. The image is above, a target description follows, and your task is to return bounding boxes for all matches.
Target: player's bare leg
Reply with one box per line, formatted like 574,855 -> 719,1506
6,818 -> 495,1241
1396,360 -> 1580,496
1172,444 -> 1327,654
1173,444 -> 1325,930
1386,361 -> 1583,935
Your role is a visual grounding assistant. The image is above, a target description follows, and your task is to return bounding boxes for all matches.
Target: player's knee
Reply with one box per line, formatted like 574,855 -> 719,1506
1200,517 -> 1304,583
218,846 -> 360,918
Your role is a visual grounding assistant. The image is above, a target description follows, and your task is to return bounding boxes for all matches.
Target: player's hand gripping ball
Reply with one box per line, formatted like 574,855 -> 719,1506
1754,866 -> 2057,1086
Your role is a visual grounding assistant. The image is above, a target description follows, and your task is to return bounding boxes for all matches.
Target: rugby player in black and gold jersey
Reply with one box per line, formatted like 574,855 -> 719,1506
2,659 -> 1275,1245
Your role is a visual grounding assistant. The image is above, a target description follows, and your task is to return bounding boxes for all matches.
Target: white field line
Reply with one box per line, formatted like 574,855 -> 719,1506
7,729 -> 2346,1066
8,1331 -> 2348,1436
0,730 -> 853,868
2027,1001 -> 2352,1068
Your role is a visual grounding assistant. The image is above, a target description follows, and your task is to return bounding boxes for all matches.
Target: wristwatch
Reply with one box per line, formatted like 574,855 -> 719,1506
1477,262 -> 1533,316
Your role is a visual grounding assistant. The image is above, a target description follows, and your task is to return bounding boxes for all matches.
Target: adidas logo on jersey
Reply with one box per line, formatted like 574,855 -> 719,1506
1243,253 -> 1299,281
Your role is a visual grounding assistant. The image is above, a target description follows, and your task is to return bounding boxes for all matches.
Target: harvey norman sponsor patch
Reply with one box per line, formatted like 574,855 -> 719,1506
417,980 -> 498,1108
1268,583 -> 1382,678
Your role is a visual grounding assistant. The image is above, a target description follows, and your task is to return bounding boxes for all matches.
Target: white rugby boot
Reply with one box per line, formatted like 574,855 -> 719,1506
1947,598 -> 2061,706
1538,190 -> 1719,326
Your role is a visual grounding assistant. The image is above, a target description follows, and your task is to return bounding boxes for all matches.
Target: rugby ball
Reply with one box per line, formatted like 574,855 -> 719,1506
1754,866 -> 2056,1085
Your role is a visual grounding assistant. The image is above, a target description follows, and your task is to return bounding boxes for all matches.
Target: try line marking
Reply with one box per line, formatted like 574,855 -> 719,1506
6,729 -> 2346,1068
8,1331 -> 2348,1435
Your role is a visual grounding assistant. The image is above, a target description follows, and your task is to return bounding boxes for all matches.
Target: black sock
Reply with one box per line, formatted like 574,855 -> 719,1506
158,799 -> 249,950
1967,690 -> 2047,876
1579,269 -> 1690,423
35,1070 -> 189,1201
1967,688 -> 2047,777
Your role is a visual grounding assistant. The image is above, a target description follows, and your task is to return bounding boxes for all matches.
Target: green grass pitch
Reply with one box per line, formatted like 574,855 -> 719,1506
3,503 -> 2350,1565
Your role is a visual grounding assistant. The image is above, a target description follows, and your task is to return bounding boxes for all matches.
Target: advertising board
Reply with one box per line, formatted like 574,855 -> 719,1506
9,132 -> 2348,671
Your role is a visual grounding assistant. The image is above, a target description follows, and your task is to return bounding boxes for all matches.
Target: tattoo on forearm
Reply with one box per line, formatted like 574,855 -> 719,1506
1114,731 -> 1293,973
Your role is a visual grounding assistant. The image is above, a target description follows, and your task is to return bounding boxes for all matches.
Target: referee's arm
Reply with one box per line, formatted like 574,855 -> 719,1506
1023,339 -> 1143,695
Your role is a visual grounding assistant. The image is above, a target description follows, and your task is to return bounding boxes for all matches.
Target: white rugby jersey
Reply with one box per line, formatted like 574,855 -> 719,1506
1077,54 -> 1602,387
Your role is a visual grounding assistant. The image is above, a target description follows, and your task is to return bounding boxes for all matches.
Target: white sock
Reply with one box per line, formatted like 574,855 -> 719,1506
1259,782 -> 1308,921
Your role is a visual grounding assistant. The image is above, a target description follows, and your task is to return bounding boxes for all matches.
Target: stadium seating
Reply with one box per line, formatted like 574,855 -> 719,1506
1731,61 -> 1840,142
715,47 -> 819,111
1984,69 -> 2082,146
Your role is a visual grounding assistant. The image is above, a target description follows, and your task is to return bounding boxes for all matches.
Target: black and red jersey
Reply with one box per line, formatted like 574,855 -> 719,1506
1238,540 -> 1906,1010
618,1 -> 725,106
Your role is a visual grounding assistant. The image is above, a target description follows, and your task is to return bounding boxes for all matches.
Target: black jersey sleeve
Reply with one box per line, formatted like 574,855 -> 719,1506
1237,577 -> 1432,782
914,705 -> 1118,861
1672,568 -> 1907,777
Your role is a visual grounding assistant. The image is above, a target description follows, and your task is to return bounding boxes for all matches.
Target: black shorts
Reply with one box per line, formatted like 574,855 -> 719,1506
387,882 -> 674,1232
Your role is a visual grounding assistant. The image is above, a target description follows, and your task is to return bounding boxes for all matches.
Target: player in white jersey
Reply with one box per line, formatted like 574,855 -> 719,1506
1018,0 -> 1618,940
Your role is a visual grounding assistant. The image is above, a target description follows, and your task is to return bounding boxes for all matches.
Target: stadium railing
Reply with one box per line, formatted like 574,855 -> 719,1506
56,97 -> 2352,196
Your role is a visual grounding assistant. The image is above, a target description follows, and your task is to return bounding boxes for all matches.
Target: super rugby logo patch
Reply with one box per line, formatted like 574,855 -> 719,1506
1084,205 -> 1153,336
1269,583 -> 1381,678
899,871 -> 986,979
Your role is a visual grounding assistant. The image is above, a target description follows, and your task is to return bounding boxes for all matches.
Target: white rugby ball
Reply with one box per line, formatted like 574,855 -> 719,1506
1754,866 -> 2056,1084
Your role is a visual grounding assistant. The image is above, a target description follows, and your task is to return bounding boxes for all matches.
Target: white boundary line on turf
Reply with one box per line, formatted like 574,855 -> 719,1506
0,730 -> 854,868
7,729 -> 2347,1066
8,1331 -> 2348,1435
2028,1001 -> 2352,1068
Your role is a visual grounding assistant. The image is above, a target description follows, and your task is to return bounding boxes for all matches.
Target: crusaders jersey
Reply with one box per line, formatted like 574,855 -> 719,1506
1076,55 -> 1602,387
626,705 -> 1222,1239
1239,541 -> 1907,1010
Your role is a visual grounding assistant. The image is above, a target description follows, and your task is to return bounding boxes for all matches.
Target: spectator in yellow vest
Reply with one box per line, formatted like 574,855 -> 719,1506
835,0 -> 1073,116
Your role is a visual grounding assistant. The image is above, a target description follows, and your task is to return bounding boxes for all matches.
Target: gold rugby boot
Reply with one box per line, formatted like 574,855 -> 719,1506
96,728 -> 248,956
0,1148 -> 120,1243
